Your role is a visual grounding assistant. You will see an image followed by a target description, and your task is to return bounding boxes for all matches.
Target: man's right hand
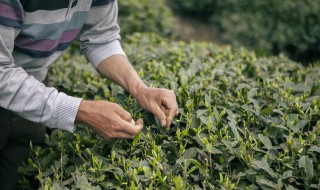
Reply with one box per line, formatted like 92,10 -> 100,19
76,100 -> 143,139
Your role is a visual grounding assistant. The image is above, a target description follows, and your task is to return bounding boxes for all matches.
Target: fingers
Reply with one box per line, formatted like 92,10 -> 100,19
161,92 -> 179,128
114,131 -> 135,139
102,118 -> 143,140
135,118 -> 143,128
119,117 -> 144,136
161,105 -> 167,113
114,104 -> 133,122
153,105 -> 167,127
117,119 -> 142,138
153,90 -> 179,128
166,108 -> 177,128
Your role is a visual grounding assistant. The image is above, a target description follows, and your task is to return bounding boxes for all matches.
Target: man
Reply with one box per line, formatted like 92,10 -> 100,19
0,0 -> 179,189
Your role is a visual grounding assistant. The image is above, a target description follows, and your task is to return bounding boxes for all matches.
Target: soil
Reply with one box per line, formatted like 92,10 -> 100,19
174,15 -> 222,44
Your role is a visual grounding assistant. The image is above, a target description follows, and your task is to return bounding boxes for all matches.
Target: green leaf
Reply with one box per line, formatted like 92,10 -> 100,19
176,148 -> 198,163
309,146 -> 320,153
256,177 -> 277,189
199,116 -> 210,125
228,118 -> 240,140
291,83 -> 311,93
195,135 -> 206,149
222,140 -> 236,155
249,98 -> 260,110
299,156 -> 314,180
258,134 -> 272,150
196,109 -> 208,118
292,120 -> 308,132
272,109 -> 284,116
73,169 -> 101,190
248,88 -> 258,99
235,83 -> 249,92
260,105 -> 273,116
205,94 -> 211,105
132,132 -> 141,147
282,170 -> 293,179
188,159 -> 205,172
207,146 -> 223,154
253,159 -> 277,178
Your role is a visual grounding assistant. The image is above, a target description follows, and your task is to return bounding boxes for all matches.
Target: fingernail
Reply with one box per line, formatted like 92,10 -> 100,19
161,120 -> 166,127
131,119 -> 135,125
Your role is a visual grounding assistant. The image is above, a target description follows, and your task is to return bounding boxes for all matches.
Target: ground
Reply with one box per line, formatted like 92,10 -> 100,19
174,15 -> 222,44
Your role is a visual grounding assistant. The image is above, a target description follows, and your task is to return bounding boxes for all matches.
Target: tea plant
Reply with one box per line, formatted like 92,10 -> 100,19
118,0 -> 175,38
19,33 -> 320,189
169,0 -> 320,64
69,0 -> 175,55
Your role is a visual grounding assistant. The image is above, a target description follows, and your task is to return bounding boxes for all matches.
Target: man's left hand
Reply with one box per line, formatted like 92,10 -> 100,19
136,87 -> 179,128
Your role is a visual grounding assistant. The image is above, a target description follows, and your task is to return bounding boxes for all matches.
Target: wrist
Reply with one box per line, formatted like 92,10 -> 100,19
131,81 -> 148,101
75,99 -> 91,123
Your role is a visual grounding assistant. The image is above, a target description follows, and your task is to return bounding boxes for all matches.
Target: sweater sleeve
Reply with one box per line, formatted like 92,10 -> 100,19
0,0 -> 82,132
79,0 -> 126,69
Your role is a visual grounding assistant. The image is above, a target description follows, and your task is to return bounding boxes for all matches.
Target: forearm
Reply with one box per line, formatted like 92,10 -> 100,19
97,54 -> 147,98
0,24 -> 81,132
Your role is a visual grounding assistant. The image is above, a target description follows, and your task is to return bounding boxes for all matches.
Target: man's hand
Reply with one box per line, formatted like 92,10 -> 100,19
136,87 -> 179,128
76,100 -> 143,139
96,55 -> 179,128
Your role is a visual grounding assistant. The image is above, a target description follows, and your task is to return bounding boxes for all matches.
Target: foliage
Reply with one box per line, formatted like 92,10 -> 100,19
118,0 -> 175,37
169,0 -> 320,64
167,0 -> 216,18
19,33 -> 320,189
69,0 -> 175,54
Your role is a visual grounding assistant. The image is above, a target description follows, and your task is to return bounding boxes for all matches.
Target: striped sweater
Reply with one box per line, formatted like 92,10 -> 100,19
0,0 -> 125,132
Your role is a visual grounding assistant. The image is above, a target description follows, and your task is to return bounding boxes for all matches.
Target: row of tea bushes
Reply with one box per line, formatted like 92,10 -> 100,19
19,33 -> 320,189
169,0 -> 320,64
69,0 -> 175,54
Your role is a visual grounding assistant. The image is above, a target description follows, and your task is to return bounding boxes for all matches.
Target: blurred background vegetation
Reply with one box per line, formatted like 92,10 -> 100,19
115,0 -> 320,65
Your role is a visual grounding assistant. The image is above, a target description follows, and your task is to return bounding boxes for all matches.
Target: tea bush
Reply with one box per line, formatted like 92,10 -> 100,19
167,0 -> 216,19
118,0 -> 175,38
69,0 -> 175,54
169,0 -> 320,64
20,33 -> 320,189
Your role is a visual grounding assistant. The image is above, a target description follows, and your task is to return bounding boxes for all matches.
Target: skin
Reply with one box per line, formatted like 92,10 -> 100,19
76,55 -> 179,139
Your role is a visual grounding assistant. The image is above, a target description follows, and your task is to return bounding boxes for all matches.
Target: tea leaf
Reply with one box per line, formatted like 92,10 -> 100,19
258,134 -> 272,150
260,106 -> 273,116
228,118 -> 240,140
299,156 -> 314,180
253,159 -> 277,178
309,146 -> 320,153
132,132 -> 141,147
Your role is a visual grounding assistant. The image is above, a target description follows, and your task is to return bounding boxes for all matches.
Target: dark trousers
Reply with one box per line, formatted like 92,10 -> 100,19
0,109 -> 46,190
0,77 -> 49,190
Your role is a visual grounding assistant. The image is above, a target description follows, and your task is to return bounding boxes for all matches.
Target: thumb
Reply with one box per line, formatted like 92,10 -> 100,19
135,118 -> 144,131
153,105 -> 167,127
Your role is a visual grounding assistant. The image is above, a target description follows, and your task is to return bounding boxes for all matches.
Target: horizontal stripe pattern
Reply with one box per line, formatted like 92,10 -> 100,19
12,50 -> 63,73
15,28 -> 81,51
14,41 -> 72,58
0,1 -> 23,29
20,11 -> 88,41
1,0 -> 23,10
23,4 -> 91,24
13,7 -> 87,58
20,0 -> 76,12
0,2 -> 24,21
92,0 -> 114,7
0,15 -> 22,29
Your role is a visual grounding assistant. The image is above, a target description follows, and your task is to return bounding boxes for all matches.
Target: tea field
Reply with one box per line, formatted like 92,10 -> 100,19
20,33 -> 320,189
